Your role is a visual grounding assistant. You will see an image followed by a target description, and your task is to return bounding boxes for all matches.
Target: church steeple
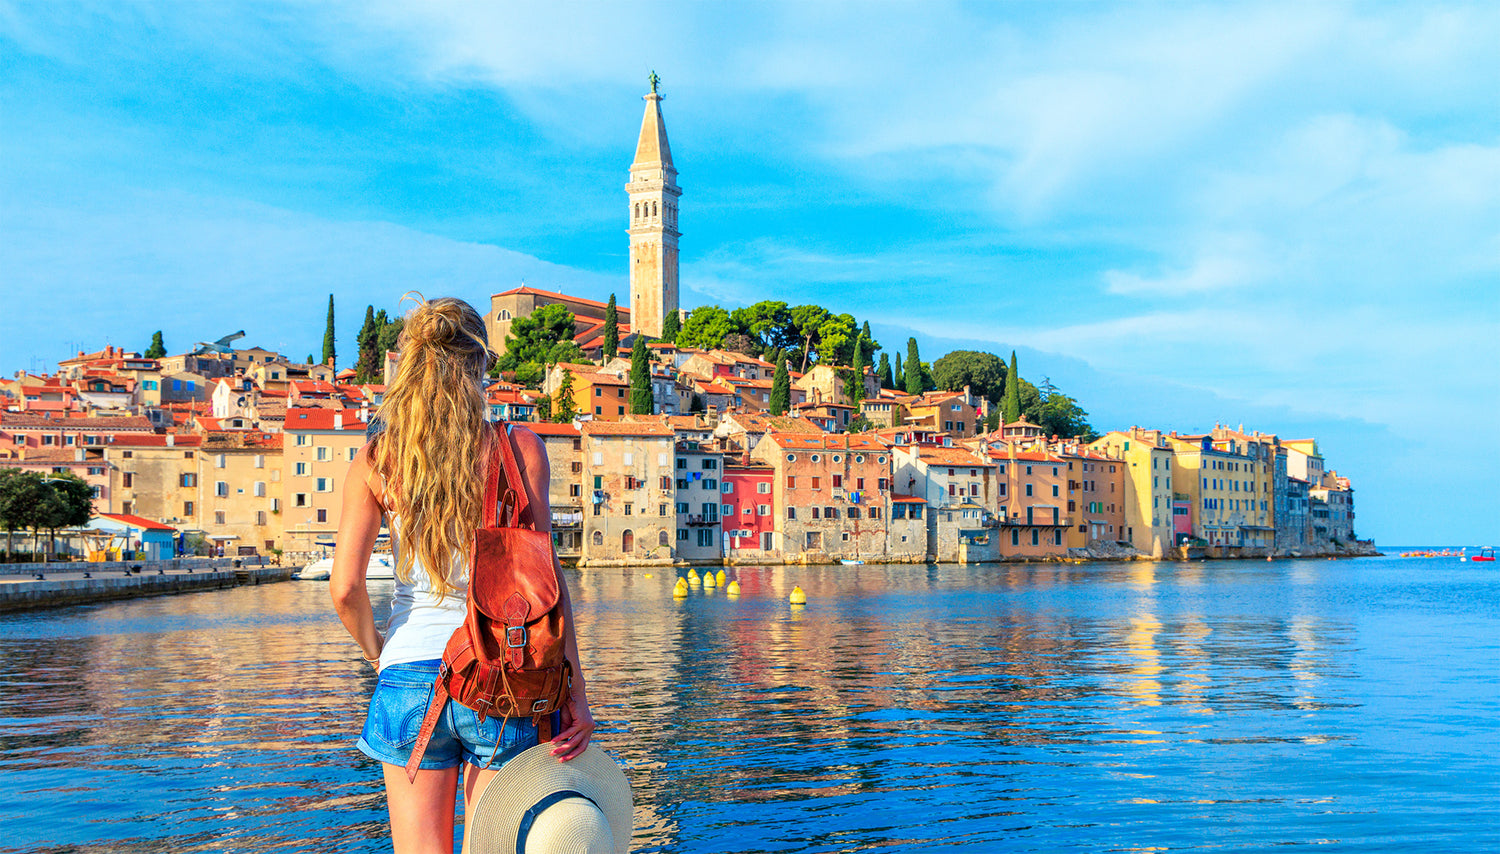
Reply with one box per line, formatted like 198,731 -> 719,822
627,71 -> 680,340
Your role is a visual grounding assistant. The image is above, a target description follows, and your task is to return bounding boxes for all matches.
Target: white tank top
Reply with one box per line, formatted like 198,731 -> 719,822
378,517 -> 469,669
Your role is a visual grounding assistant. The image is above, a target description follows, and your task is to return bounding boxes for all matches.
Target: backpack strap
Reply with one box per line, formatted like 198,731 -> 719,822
481,423 -> 504,528
494,422 -> 531,529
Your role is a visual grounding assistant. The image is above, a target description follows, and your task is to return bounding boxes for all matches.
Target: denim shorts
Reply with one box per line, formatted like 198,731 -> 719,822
357,659 -> 546,770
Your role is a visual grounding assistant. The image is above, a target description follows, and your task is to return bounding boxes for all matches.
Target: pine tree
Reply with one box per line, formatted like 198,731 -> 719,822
603,294 -> 619,358
355,306 -> 379,382
877,353 -> 893,389
844,334 -> 867,404
1003,350 -> 1021,424
769,357 -> 791,415
553,370 -> 577,423
893,351 -> 904,392
145,331 -> 166,359
628,335 -> 653,414
904,338 -> 923,396
661,309 -> 681,343
322,295 -> 336,367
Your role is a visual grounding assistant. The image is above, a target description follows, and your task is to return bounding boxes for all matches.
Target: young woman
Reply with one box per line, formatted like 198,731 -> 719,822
330,297 -> 594,854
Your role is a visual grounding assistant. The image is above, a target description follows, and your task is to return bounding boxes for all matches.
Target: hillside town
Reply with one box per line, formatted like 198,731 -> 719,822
0,78 -> 1367,566
0,332 -> 1365,566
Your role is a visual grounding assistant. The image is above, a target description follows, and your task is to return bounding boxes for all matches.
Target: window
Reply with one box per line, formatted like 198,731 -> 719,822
592,531 -> 604,546
184,501 -> 195,516
677,458 -> 687,469
702,459 -> 718,470
181,473 -> 197,487
1052,484 -> 1059,497
696,528 -> 715,548
723,481 -> 735,493
1025,483 -> 1033,497
593,453 -> 603,466
743,506 -> 752,515
811,476 -> 821,489
659,530 -> 670,546
811,507 -> 820,519
722,503 -> 733,517
869,507 -> 881,519
848,507 -> 861,519
122,472 -> 134,488
295,462 -> 308,476
786,476 -> 796,489
347,447 -> 358,462
825,506 -> 838,519
659,504 -> 668,516
594,476 -> 603,490
677,528 -> 688,541
1031,530 -> 1039,546
295,435 -> 309,447
621,530 -> 634,552
623,452 -> 634,466
702,503 -> 719,523
757,504 -> 769,516
624,503 -> 632,516
1011,529 -> 1020,546
704,478 -> 717,490
787,507 -> 797,520
757,482 -> 770,494
316,477 -> 332,492
214,510 -> 226,525
294,493 -> 308,507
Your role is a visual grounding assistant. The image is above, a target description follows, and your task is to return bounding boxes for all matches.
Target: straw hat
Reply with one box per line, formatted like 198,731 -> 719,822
463,744 -> 632,854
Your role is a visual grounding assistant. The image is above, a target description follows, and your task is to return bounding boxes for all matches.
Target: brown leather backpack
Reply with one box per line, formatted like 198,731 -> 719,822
404,422 -> 571,782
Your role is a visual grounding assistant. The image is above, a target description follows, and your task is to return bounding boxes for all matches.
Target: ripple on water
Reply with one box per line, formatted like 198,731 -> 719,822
2,558 -> 1500,852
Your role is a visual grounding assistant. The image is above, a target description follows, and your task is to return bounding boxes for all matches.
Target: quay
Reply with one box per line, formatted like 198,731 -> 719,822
0,558 -> 295,612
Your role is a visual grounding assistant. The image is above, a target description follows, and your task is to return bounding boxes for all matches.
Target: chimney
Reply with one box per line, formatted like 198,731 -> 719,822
166,434 -> 175,447
359,404 -> 369,423
75,448 -> 85,462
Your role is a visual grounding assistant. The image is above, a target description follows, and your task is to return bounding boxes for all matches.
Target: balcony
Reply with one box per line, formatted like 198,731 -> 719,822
684,515 -> 718,526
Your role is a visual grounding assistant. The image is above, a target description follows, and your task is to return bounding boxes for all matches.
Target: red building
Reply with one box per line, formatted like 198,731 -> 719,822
722,461 -> 776,554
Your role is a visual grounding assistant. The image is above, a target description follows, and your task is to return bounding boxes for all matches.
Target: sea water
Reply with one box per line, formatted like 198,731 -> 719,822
1,554 -> 1497,852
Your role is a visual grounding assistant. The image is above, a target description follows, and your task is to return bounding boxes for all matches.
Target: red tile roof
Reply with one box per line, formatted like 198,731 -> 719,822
493,286 -> 633,315
579,421 -> 675,437
284,408 -> 369,431
524,422 -> 581,437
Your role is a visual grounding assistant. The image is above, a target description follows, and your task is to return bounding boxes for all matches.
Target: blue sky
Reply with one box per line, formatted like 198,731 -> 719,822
2,2 -> 1497,544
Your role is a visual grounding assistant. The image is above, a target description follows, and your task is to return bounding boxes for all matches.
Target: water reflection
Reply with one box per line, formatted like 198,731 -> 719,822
2,557 -> 1498,852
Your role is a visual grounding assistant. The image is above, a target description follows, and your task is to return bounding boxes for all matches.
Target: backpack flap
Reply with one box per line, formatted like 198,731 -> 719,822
470,526 -> 559,622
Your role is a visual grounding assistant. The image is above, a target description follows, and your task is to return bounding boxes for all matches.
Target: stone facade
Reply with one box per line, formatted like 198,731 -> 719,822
754,432 -> 892,561
580,421 -> 676,563
197,431 -> 283,555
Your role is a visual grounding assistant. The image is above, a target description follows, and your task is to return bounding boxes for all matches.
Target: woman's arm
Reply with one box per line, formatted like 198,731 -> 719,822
511,426 -> 595,761
330,444 -> 385,663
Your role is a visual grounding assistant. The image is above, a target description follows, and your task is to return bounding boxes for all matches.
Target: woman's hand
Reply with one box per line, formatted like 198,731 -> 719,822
551,691 -> 595,762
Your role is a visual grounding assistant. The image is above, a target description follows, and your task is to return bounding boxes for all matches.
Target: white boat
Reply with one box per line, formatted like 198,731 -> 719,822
296,554 -> 395,580
840,559 -> 865,566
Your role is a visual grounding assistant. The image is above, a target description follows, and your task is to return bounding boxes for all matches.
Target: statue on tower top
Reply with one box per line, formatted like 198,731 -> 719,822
648,70 -> 661,95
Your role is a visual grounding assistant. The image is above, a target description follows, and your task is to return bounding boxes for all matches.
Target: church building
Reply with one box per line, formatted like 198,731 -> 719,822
488,75 -> 680,354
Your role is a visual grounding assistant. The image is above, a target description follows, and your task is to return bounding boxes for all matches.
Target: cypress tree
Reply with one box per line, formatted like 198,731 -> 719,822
904,338 -> 923,396
602,294 -> 619,358
628,335 -> 653,414
322,294 -> 336,367
844,333 -> 867,403
877,353 -> 893,389
355,306 -> 379,382
769,358 -> 791,415
893,351 -> 904,392
661,309 -> 681,343
1003,350 -> 1021,424
145,331 -> 166,359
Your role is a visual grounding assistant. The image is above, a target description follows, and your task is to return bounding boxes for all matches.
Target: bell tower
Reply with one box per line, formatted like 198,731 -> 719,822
627,71 -> 680,340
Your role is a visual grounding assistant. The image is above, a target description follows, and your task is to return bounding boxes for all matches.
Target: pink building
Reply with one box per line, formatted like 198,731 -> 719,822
723,461 -> 776,554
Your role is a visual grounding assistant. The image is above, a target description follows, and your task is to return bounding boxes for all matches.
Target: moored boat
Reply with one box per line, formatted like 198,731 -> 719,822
1472,547 -> 1495,563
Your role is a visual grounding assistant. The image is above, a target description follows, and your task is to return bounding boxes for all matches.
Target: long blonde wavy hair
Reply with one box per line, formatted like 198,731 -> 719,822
372,295 -> 496,596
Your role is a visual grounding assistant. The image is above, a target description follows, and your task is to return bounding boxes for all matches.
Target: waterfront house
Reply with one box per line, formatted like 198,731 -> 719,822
752,431 -> 892,561
580,420 -> 676,563
1090,428 -> 1176,557
281,407 -> 369,561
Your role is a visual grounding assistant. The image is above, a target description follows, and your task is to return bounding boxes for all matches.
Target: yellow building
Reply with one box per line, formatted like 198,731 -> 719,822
104,433 -> 206,530
1091,428 -> 1176,557
1166,431 -> 1269,551
281,407 -> 371,561
197,431 -> 284,556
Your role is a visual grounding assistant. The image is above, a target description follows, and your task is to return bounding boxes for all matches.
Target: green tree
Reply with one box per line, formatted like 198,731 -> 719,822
629,335 -> 653,414
769,358 -> 791,415
552,370 -> 577,423
602,294 -> 619,358
677,305 -> 734,350
688,393 -> 705,413
499,304 -> 580,386
355,306 -> 380,382
932,350 -> 1006,402
787,305 -> 832,370
322,294 -> 336,367
375,313 -> 404,381
877,353 -> 893,389
730,300 -> 794,354
306,354 -> 314,366
904,338 -> 924,396
661,309 -> 682,343
844,333 -> 867,404
535,394 -> 552,422
985,409 -> 1001,432
893,351 -> 904,392
1002,351 -> 1022,423
145,331 -> 166,359
0,472 -> 92,562
1029,378 -> 1095,440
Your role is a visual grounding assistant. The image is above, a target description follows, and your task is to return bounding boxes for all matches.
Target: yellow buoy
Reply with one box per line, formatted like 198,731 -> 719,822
703,571 -> 717,588
726,580 -> 741,595
789,586 -> 807,605
672,582 -> 688,599
715,570 -> 727,586
687,569 -> 701,585
644,573 -> 653,578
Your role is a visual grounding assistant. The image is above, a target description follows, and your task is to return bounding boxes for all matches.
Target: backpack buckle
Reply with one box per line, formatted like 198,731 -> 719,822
531,698 -> 549,713
506,625 -> 528,648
